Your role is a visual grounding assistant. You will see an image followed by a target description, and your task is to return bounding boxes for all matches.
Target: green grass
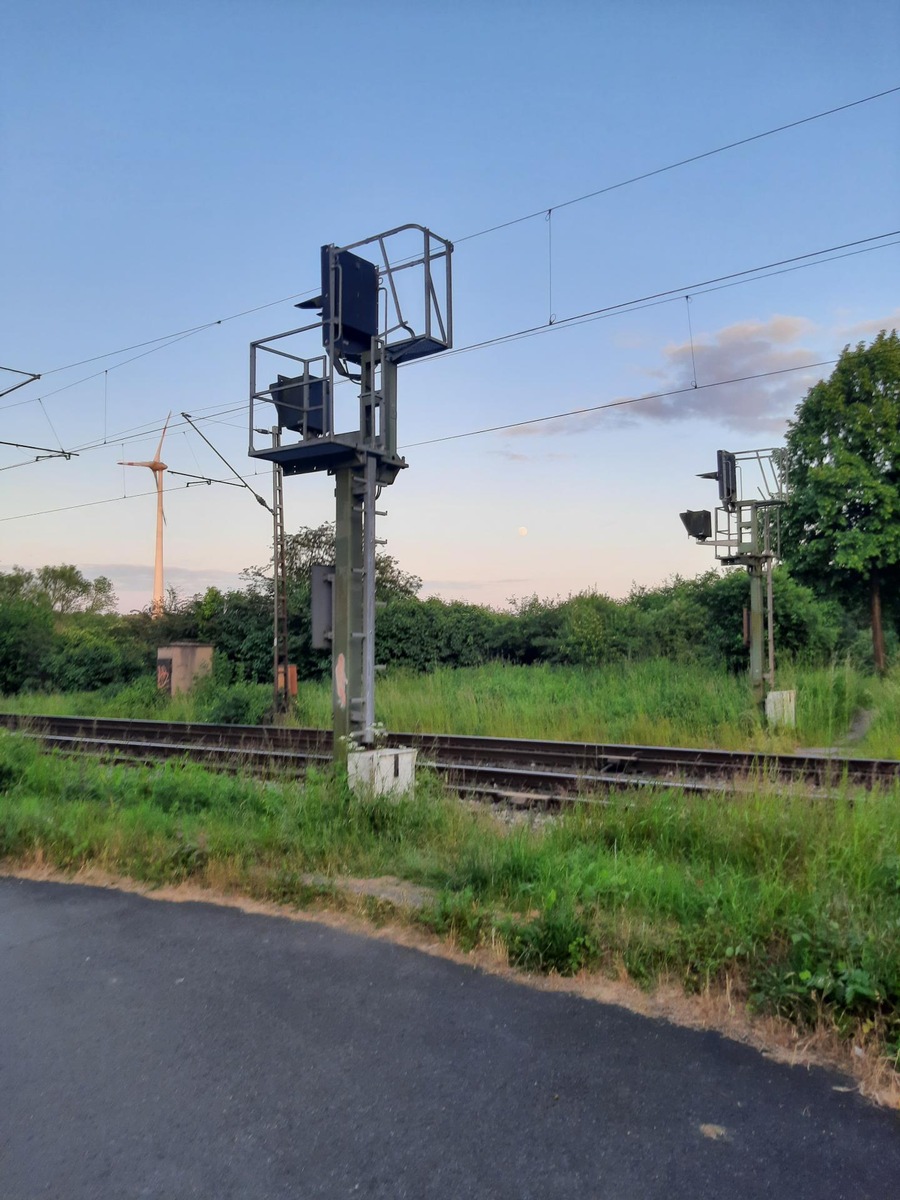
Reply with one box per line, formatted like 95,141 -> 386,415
1,730 -> 898,1064
358,660 -> 894,756
6,659 -> 896,755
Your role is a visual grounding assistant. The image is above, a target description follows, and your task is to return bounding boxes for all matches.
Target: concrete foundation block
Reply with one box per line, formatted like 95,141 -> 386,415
347,748 -> 417,800
766,689 -> 796,729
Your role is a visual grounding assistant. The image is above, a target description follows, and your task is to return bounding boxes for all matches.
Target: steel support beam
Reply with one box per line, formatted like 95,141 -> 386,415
272,438 -> 291,713
745,505 -> 766,707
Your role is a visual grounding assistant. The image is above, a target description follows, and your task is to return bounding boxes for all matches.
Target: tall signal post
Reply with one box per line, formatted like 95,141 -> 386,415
680,449 -> 788,706
248,226 -> 453,757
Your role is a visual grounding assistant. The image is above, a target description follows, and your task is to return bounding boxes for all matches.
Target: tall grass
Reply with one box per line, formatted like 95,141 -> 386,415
1,730 -> 898,1062
2,659 -> 898,757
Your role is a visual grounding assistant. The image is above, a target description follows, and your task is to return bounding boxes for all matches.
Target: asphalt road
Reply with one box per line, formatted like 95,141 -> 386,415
1,876 -> 897,1199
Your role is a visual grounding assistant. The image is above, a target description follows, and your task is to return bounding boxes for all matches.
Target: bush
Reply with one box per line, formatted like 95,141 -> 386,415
200,682 -> 272,726
48,627 -> 144,692
0,600 -> 54,693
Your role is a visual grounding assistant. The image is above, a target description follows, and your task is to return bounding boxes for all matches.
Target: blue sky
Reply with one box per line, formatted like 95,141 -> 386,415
2,0 -> 898,612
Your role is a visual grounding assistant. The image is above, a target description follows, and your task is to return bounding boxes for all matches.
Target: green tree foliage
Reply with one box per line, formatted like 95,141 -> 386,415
377,597 -> 511,670
0,546 -> 862,701
783,331 -> 900,673
0,564 -> 117,616
0,598 -> 55,693
243,521 -> 422,600
196,585 -> 275,682
48,623 -> 145,691
34,564 -> 118,614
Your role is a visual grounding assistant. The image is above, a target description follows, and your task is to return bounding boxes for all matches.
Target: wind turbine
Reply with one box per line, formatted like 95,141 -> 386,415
120,414 -> 170,618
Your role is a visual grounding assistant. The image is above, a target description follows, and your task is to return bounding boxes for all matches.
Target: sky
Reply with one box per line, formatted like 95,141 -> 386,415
2,0 -> 898,614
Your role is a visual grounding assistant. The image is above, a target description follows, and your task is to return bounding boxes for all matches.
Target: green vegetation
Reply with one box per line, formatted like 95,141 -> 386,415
784,332 -> 900,674
1,732 -> 898,1065
4,659 -> 897,758
0,542 -> 888,705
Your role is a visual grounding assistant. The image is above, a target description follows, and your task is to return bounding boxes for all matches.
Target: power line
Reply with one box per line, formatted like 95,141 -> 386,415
180,412 -> 273,514
12,83 -> 897,408
0,291 -> 322,419
0,470 -> 272,524
0,328 -> 204,415
38,287 -> 322,378
454,85 -> 900,244
12,229 -> 896,473
436,232 -> 900,360
5,223 -> 895,480
0,361 -> 834,521
401,359 -> 838,448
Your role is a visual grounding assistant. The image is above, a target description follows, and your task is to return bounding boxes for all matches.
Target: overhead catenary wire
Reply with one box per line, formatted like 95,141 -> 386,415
0,469 -> 272,523
435,231 -> 900,361
180,412 -> 273,513
14,229 -> 898,471
0,360 -> 836,521
453,84 -> 900,245
12,82 -> 898,405
401,359 -> 839,448
37,288 -> 323,378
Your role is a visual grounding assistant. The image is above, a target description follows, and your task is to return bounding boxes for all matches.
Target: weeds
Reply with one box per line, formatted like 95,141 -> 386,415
1,728 -> 899,1069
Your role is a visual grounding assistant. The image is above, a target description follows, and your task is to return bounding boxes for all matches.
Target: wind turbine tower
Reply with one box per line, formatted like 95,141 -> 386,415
120,415 -> 170,618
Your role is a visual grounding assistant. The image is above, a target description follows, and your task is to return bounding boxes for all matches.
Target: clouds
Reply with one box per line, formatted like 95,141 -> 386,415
487,448 -> 573,462
834,308 -> 900,341
634,314 -> 822,434
500,313 -> 829,440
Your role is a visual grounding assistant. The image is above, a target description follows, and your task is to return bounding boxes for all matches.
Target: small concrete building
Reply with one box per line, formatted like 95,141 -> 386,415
157,643 -> 214,694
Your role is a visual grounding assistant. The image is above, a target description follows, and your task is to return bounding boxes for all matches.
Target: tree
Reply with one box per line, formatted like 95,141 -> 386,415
782,332 -> 900,673
31,564 -> 117,615
242,521 -> 422,600
0,598 -> 54,693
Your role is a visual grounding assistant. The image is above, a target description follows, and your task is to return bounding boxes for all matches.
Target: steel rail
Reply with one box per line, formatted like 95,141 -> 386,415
2,713 -> 898,800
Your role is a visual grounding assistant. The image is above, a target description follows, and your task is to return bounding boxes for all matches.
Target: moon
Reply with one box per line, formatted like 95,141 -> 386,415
518,526 -> 528,537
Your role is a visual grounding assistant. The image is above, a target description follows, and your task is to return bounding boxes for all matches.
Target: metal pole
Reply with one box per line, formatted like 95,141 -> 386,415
765,512 -> 775,688
271,432 -> 290,714
361,455 -> 377,742
272,458 -> 280,712
332,466 -> 364,763
747,504 -> 765,707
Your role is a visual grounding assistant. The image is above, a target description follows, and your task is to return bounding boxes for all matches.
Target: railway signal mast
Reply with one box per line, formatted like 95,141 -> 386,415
248,225 -> 453,762
680,448 -> 788,707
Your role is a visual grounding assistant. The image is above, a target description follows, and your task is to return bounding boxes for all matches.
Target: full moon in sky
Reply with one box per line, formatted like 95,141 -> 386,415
518,526 -> 528,537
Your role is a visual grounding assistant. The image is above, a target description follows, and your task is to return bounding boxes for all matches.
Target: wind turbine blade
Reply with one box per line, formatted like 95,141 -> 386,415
118,460 -> 155,468
154,413 -> 172,463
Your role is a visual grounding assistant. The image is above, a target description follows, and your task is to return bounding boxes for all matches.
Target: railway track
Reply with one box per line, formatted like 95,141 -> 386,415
1,713 -> 898,803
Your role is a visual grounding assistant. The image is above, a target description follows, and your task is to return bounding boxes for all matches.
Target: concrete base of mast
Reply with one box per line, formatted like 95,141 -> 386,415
347,747 -> 417,800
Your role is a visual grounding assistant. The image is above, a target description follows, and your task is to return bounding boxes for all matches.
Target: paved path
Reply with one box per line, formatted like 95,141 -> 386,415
1,876 -> 897,1199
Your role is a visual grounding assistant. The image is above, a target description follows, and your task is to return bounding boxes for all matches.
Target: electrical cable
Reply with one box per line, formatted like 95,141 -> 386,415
10,230 -> 896,471
180,412 -> 273,513
453,85 -> 900,245
0,360 -> 835,520
434,232 -> 900,361
37,287 -> 322,378
12,83 -> 897,404
401,359 -> 839,449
